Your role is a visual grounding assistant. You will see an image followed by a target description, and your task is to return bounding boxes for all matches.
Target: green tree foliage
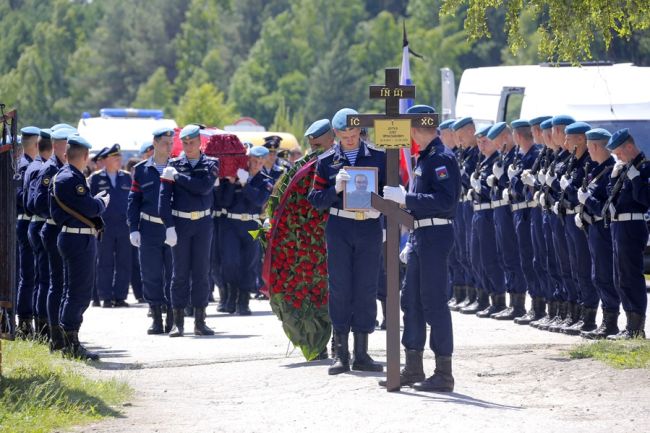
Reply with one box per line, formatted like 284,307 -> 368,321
175,83 -> 239,127
270,98 -> 306,143
132,67 -> 175,116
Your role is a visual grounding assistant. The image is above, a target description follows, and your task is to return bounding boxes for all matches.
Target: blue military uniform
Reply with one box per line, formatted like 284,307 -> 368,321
88,144 -> 132,306
262,135 -> 287,183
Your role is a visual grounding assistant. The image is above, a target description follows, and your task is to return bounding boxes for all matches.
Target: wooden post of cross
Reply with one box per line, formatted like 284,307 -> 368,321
347,68 -> 437,392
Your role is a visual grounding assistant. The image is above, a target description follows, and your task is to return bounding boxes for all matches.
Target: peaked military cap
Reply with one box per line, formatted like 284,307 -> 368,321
153,127 -> 174,138
304,119 -> 332,139
105,143 -> 121,157
20,126 -> 40,137
67,135 -> 92,149
92,147 -> 109,162
606,129 -> 631,151
263,135 -> 282,149
565,121 -> 591,135
551,115 -> 575,126
511,119 -> 530,129
585,128 -> 612,141
529,115 -> 552,126
179,124 -> 200,140
332,108 -> 358,131
487,122 -> 508,140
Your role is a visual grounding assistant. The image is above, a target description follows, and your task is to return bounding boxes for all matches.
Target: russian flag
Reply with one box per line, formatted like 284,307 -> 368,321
399,22 -> 421,187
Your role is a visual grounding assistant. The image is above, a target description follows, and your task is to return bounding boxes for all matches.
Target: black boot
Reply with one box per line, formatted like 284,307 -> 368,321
454,286 -> 475,311
49,324 -> 65,352
532,300 -> 557,329
413,355 -> 454,392
330,332 -> 336,359
582,309 -> 619,339
492,293 -> 527,320
224,284 -> 237,314
34,317 -> 50,341
460,289 -> 489,314
169,308 -> 185,337
184,306 -> 194,317
217,285 -> 227,312
477,294 -> 507,318
164,307 -> 174,333
379,301 -> 386,330
550,302 -> 579,333
515,297 -> 546,325
16,315 -> 34,339
194,307 -> 215,335
564,307 -> 597,336
447,285 -> 460,309
147,305 -> 164,335
540,301 -> 568,331
351,332 -> 383,372
236,290 -> 252,316
379,349 -> 425,387
328,332 -> 350,375
608,311 -> 646,340
62,330 -> 99,361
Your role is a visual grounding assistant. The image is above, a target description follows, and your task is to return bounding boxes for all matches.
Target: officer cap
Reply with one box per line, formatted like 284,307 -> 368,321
263,135 -> 282,149
140,141 -> 154,154
105,143 -> 121,157
475,124 -> 492,138
250,146 -> 269,158
179,124 -> 200,140
438,119 -> 456,130
51,128 -> 76,141
153,127 -> 174,138
39,128 -> 52,139
67,135 -> 92,149
511,119 -> 530,129
540,119 -> 554,130
304,119 -> 332,139
51,123 -> 76,131
406,104 -> 436,114
551,114 -> 575,126
332,108 -> 358,131
20,126 -> 40,137
529,116 -> 552,126
565,121 -> 591,135
585,128 -> 612,141
487,122 -> 508,140
606,128 -> 631,151
451,116 -> 474,131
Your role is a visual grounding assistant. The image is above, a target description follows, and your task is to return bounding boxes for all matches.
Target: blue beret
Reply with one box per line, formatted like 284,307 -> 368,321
551,115 -> 575,126
20,126 -> 40,137
153,127 -> 174,138
332,108 -> 358,131
179,124 -> 200,139
105,143 -> 121,157
511,119 -> 530,129
140,141 -> 154,154
51,123 -> 76,131
451,117 -> 474,131
529,115 -> 552,126
39,128 -> 52,139
606,128 -> 631,151
565,121 -> 591,135
475,124 -> 492,137
250,146 -> 269,158
438,119 -> 456,130
585,128 -> 612,141
304,119 -> 332,139
487,122 -> 508,140
51,128 -> 76,141
406,104 -> 436,114
67,135 -> 92,149
540,119 -> 553,130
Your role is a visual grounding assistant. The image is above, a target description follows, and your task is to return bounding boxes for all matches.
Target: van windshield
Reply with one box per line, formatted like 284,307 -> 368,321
588,120 -> 650,155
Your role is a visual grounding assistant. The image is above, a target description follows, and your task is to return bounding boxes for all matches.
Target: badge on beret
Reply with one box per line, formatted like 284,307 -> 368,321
435,166 -> 449,180
75,184 -> 86,195
42,176 -> 50,186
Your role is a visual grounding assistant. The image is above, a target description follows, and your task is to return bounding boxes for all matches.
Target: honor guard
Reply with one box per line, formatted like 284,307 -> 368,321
159,124 -> 219,337
128,127 -> 175,334
381,104 -> 460,391
603,129 -> 650,339
262,135 -> 286,183
50,135 -> 109,360
89,144 -> 132,308
308,107 -> 386,375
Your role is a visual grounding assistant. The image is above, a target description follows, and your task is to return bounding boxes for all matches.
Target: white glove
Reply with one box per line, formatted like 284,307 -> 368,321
507,164 -> 520,181
165,226 -> 177,247
129,231 -> 141,247
460,166 -> 466,177
611,161 -> 626,178
382,229 -> 386,243
492,162 -> 504,179
161,166 -> 178,181
560,175 -> 571,190
533,190 -> 541,205
537,170 -> 547,185
466,189 -> 474,201
545,171 -> 556,186
335,169 -> 351,193
578,188 -> 591,205
214,177 -> 220,187
399,243 -> 412,264
94,190 -> 110,207
521,170 -> 536,186
501,188 -> 510,203
574,214 -> 584,229
383,185 -> 406,205
627,165 -> 640,180
470,174 -> 481,191
538,192 -> 547,208
263,218 -> 271,230
552,202 -> 559,215
608,203 -> 616,217
487,174 -> 497,187
236,168 -> 250,185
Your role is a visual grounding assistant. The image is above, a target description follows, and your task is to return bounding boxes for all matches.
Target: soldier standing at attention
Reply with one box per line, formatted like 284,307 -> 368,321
159,124 -> 219,337
381,104 -> 460,392
308,107 -> 386,375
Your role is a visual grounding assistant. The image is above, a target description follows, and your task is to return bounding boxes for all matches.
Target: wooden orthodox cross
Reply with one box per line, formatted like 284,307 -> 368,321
347,68 -> 438,391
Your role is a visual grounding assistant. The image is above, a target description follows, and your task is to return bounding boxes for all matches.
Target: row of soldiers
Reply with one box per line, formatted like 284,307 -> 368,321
438,115 -> 649,340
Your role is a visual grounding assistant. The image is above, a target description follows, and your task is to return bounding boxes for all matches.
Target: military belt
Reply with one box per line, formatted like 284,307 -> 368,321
490,199 -> 509,208
31,216 -> 46,222
329,208 -> 381,221
459,196 -> 471,203
565,208 -> 577,215
171,209 -> 211,220
413,217 -> 453,229
212,209 -> 226,218
46,218 -> 56,225
613,213 -> 645,222
17,213 -> 31,221
61,226 -> 97,235
141,212 -> 164,225
511,201 -> 536,211
473,203 -> 492,211
227,212 -> 261,222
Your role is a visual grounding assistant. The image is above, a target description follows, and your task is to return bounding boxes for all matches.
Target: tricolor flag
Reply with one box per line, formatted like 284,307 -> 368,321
399,22 -> 422,188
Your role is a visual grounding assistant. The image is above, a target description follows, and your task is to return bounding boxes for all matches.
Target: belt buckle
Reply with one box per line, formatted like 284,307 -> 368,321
241,214 -> 250,221
191,211 -> 200,220
354,211 -> 366,221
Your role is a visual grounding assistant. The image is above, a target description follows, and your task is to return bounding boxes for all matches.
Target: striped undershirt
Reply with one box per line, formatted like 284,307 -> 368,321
188,158 -> 199,168
343,149 -> 359,166
154,163 -> 166,175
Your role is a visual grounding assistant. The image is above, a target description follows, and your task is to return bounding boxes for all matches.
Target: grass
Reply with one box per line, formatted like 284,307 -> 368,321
0,339 -> 132,433
569,339 -> 650,369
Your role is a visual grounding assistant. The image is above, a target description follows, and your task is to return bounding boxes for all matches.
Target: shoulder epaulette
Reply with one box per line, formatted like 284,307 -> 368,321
318,148 -> 335,161
169,157 -> 182,163
366,143 -> 386,153
205,155 -> 218,162
120,169 -> 131,175
89,169 -> 103,178
134,159 -> 147,168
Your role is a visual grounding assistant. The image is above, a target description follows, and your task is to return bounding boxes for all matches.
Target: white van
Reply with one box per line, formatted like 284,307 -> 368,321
76,108 -> 178,161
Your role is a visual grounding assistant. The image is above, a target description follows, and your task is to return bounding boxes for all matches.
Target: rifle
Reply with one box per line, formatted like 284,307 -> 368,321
506,145 -> 522,200
491,141 -> 507,197
472,152 -> 485,202
542,150 -> 561,210
556,146 -> 578,222
576,161 -> 592,230
527,146 -> 548,197
600,158 -> 648,228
